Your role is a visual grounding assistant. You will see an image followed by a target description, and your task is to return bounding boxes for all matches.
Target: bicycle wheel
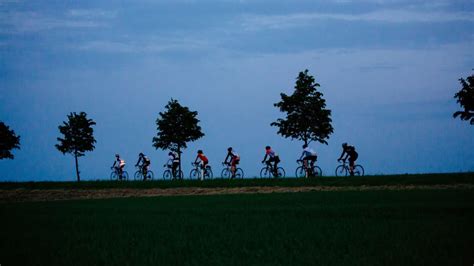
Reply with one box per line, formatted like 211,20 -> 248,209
312,166 -> 323,177
122,171 -> 129,181
146,170 -> 154,180
190,169 -> 200,180
221,168 -> 231,179
335,165 -> 347,177
260,167 -> 271,178
353,165 -> 365,176
276,167 -> 286,178
295,166 -> 306,178
177,170 -> 184,180
235,168 -> 244,179
163,170 -> 172,180
110,171 -> 118,181
204,166 -> 213,180
134,171 -> 142,181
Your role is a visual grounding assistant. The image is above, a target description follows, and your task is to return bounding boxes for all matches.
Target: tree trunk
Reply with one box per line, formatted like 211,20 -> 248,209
177,145 -> 182,180
74,153 -> 80,182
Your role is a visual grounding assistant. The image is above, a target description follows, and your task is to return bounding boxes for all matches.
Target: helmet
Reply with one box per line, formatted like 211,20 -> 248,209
302,144 -> 308,148
139,152 -> 144,156
168,152 -> 173,156
227,147 -> 232,152
115,154 -> 120,157
342,143 -> 348,147
265,146 -> 271,150
197,150 -> 203,154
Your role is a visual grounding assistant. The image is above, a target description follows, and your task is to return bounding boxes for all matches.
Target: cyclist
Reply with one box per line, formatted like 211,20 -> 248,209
338,143 -> 358,176
111,154 -> 126,179
135,152 -> 151,180
194,150 -> 209,180
168,151 -> 180,178
261,146 -> 280,177
299,144 -> 317,177
223,147 -> 240,178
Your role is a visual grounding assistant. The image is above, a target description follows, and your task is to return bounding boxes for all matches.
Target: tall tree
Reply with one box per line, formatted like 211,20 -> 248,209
0,122 -> 20,159
55,112 -> 96,182
453,72 -> 474,125
271,69 -> 334,145
152,99 -> 204,177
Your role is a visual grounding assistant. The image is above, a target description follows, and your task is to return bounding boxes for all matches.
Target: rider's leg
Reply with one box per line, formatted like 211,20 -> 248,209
349,158 -> 355,176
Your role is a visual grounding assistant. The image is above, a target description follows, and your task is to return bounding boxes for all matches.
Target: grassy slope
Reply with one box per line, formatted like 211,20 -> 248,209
1,190 -> 473,266
0,172 -> 473,190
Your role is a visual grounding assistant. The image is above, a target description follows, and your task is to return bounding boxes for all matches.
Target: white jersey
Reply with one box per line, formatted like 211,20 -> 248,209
170,152 -> 180,163
302,147 -> 317,157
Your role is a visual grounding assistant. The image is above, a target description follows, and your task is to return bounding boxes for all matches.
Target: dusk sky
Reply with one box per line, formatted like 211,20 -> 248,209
1,0 -> 473,181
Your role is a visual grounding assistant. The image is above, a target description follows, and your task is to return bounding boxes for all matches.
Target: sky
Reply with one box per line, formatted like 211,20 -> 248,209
0,0 -> 473,181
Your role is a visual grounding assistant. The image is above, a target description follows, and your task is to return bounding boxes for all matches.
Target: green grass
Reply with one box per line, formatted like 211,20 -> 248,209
0,172 -> 473,190
1,190 -> 473,265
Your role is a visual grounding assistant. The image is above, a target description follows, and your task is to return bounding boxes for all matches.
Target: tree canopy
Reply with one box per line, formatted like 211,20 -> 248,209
271,69 -> 334,145
0,122 -> 20,160
453,72 -> 474,125
153,99 -> 204,152
55,112 -> 96,181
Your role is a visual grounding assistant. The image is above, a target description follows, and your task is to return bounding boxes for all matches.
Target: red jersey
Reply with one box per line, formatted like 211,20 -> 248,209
197,154 -> 208,163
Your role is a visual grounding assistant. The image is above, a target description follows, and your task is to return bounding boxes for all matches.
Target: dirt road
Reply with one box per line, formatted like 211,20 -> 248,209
1,184 -> 473,203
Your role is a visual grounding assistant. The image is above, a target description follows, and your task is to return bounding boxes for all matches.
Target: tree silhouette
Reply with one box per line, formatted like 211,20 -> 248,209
152,99 -> 204,177
271,69 -> 334,145
453,72 -> 474,125
55,112 -> 96,182
0,122 -> 20,160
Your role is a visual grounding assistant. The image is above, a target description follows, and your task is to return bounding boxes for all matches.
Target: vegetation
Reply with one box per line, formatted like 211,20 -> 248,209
0,173 -> 472,190
152,99 -> 204,177
0,121 -> 20,159
272,69 -> 333,145
55,112 -> 96,182
453,71 -> 474,125
1,189 -> 473,266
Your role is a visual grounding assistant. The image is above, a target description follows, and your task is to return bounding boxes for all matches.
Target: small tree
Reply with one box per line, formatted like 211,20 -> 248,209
0,122 -> 20,159
55,112 -> 96,182
271,69 -> 334,145
152,99 -> 204,177
453,72 -> 474,125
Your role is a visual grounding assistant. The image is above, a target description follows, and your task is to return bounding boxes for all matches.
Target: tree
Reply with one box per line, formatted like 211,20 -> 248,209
55,112 -> 96,182
271,69 -> 334,145
152,99 -> 204,177
453,72 -> 474,125
0,122 -> 20,159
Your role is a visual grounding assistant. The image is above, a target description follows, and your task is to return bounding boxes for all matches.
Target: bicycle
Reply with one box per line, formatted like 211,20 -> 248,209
133,166 -> 154,181
260,162 -> 285,178
162,162 -> 184,180
295,159 -> 322,178
220,162 -> 244,179
190,162 -> 213,180
110,167 -> 129,181
335,160 -> 364,177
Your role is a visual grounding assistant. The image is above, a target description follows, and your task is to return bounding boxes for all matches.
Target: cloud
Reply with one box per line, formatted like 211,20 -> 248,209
241,9 -> 474,31
0,9 -> 115,33
67,9 -> 117,20
75,37 -> 213,54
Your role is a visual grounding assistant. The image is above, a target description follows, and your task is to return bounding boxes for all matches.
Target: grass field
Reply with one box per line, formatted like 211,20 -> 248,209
1,188 -> 473,265
0,172 -> 473,190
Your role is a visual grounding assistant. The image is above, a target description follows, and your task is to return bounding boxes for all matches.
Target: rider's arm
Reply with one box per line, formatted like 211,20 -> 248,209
262,154 -> 268,163
135,157 -> 141,167
224,153 -> 230,163
194,155 -> 199,164
343,153 -> 349,160
300,151 -> 306,160
112,160 -> 117,168
338,150 -> 346,161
